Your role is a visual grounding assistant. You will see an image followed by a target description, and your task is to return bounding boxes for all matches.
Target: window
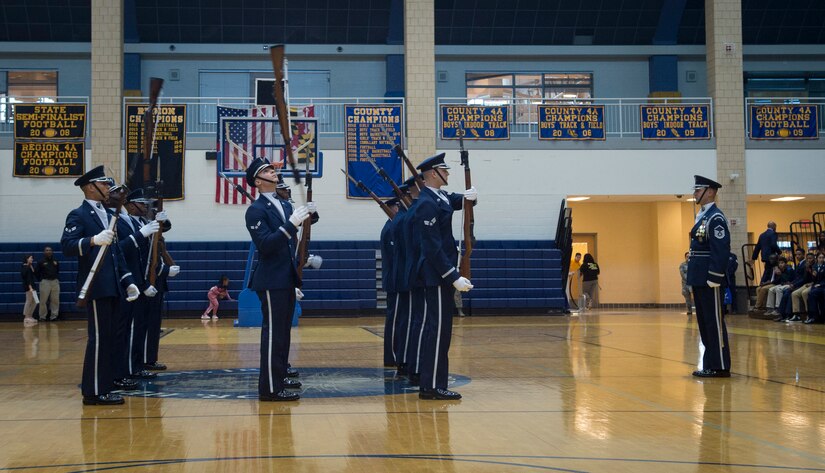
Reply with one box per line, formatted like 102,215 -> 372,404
466,72 -> 593,123
0,71 -> 58,123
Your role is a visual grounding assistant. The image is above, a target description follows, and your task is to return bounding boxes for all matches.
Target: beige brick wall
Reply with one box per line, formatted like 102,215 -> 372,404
404,0 -> 436,163
91,0 -> 124,179
706,0 -> 748,253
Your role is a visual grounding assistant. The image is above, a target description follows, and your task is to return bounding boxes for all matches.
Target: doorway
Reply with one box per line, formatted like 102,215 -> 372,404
569,234 -> 597,308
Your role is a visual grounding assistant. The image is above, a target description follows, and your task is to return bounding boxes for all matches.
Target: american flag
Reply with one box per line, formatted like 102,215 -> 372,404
215,105 -> 315,205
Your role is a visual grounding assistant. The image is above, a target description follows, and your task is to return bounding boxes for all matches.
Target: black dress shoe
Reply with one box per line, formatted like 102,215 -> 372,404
283,378 -> 302,389
286,367 -> 299,378
144,362 -> 167,371
113,378 -> 139,390
408,373 -> 420,386
396,363 -> 408,378
692,369 -> 731,378
419,388 -> 462,400
259,390 -> 300,402
788,315 -> 802,322
130,369 -> 157,379
83,393 -> 125,405
804,318 -> 819,324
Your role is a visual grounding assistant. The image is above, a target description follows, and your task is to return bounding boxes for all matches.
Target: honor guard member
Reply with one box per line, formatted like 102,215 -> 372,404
245,158 -> 311,401
414,153 -> 475,400
687,175 -> 732,377
124,189 -> 178,371
380,197 -> 401,367
393,178 -> 419,378
106,186 -> 159,388
61,166 -> 141,405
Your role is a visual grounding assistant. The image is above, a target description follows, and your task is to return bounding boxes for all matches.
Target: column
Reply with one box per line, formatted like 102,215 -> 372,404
706,0 -> 747,253
91,0 -> 124,179
404,0 -> 436,161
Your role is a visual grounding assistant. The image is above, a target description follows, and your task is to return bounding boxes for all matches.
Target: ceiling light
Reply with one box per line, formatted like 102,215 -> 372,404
770,196 -> 805,202
567,196 -> 590,202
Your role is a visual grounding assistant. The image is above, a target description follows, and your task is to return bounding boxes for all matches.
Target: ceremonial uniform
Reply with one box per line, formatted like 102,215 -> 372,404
687,175 -> 732,377
391,191 -> 413,374
60,166 -> 138,405
112,203 -> 153,382
380,198 -> 400,367
413,154 -> 474,399
245,158 -> 304,401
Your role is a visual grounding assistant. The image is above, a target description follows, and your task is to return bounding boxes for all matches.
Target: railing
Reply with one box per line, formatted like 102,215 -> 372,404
437,97 -> 714,138
122,96 -> 404,136
0,96 -> 90,135
555,200 -> 573,312
744,97 -> 825,134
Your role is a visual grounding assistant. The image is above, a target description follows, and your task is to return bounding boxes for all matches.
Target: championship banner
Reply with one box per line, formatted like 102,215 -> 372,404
125,104 -> 186,200
345,104 -> 403,199
749,104 -> 819,140
13,141 -> 84,177
440,105 -> 509,140
13,103 -> 86,140
538,105 -> 605,141
640,104 -> 710,140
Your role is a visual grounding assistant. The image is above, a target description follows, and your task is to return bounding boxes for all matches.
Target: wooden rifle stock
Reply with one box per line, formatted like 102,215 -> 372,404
77,202 -> 123,308
367,159 -> 411,209
458,128 -> 474,279
296,173 -> 312,280
143,78 -> 164,286
269,45 -> 302,186
341,169 -> 395,219
393,145 -> 425,190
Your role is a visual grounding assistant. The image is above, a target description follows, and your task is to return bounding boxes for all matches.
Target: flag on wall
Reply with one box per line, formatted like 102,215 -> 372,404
215,105 -> 315,205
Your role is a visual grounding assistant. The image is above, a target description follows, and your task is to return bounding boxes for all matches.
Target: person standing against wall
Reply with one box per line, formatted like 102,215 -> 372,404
36,246 -> 60,321
687,175 -> 732,378
21,254 -> 38,326
580,254 -> 600,309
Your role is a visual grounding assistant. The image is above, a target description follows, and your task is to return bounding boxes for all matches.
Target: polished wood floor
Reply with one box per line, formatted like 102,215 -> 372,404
1,310 -> 824,472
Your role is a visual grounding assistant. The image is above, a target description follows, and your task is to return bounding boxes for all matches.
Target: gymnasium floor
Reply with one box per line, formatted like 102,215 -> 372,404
1,310 -> 824,472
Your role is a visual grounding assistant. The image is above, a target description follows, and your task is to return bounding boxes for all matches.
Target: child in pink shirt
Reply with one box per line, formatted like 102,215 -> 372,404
202,275 -> 233,320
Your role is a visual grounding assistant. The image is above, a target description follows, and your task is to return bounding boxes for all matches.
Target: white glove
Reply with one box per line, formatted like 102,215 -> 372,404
289,205 -> 310,227
306,201 -> 317,214
155,210 -> 168,222
452,277 -> 474,292
463,186 -> 478,201
126,284 -> 140,302
304,254 -> 323,269
707,280 -> 721,288
169,265 -> 180,277
139,220 -> 160,238
93,229 -> 114,246
295,288 -> 305,300
143,285 -> 158,297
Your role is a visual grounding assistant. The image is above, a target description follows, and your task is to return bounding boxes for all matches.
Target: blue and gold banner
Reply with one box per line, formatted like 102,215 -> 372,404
640,104 -> 710,140
749,105 -> 819,140
440,105 -> 509,140
538,105 -> 605,141
345,104 -> 403,199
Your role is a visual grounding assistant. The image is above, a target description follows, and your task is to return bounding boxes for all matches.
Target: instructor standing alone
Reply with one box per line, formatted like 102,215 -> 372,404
687,175 -> 732,378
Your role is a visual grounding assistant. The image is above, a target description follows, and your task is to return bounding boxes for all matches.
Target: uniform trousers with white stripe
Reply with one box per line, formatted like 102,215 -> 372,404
114,296 -> 145,378
693,285 -> 731,371
383,292 -> 398,366
257,289 -> 294,395
144,290 -> 165,365
392,291 -> 410,366
420,284 -> 455,390
82,297 -> 119,397
405,287 -> 426,375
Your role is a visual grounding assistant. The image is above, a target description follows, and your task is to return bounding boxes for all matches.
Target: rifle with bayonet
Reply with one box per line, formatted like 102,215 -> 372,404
367,158 -> 411,209
393,144 -> 425,190
142,78 -> 171,287
269,44 -> 303,197
296,165 -> 313,280
458,125 -> 474,279
341,169 -> 396,219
